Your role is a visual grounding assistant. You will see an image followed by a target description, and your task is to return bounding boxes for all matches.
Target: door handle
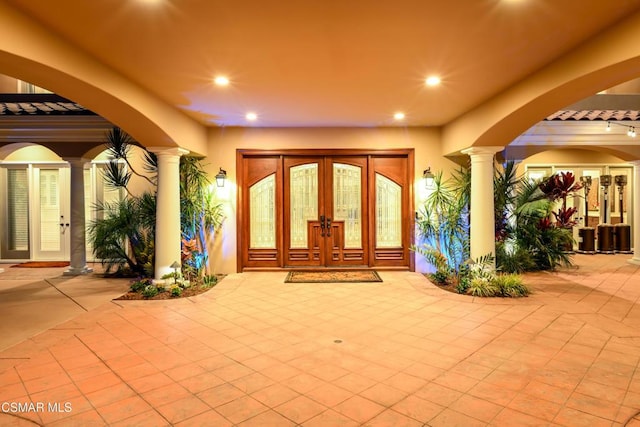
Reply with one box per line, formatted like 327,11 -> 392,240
326,217 -> 332,237
320,215 -> 325,237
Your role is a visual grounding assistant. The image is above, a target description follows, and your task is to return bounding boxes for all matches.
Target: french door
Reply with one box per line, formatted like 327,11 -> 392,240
238,149 -> 414,271
1,165 -> 70,260
32,166 -> 70,260
284,156 -> 368,267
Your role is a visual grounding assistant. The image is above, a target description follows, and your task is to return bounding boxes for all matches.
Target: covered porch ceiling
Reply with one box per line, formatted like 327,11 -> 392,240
3,0 -> 640,129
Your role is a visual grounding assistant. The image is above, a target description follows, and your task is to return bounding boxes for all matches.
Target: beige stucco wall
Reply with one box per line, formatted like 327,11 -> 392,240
205,126 -> 454,273
519,148 -> 627,168
2,144 -> 60,162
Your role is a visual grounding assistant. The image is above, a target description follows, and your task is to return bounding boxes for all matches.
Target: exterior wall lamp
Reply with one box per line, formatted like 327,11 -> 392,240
423,166 -> 435,189
215,167 -> 227,187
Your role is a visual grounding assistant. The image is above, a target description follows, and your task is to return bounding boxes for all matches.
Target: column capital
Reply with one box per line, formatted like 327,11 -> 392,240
63,157 -> 91,166
461,146 -> 504,157
147,147 -> 190,157
630,159 -> 640,166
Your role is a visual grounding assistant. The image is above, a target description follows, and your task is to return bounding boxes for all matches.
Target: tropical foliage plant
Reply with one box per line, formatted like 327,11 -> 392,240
88,127 -> 224,279
414,161 -> 577,295
413,169 -> 470,285
540,171 -> 582,229
179,156 -> 225,279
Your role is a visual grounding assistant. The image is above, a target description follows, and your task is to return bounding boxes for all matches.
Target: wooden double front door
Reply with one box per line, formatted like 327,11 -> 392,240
238,150 -> 414,271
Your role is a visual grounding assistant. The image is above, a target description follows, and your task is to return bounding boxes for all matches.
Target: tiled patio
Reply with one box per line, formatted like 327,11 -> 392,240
1,255 -> 640,426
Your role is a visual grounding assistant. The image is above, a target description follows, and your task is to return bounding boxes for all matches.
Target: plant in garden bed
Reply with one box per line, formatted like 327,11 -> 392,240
170,285 -> 182,298
466,274 -> 529,298
412,162 -> 538,296
202,274 -> 219,288
465,256 -> 529,298
141,284 -> 159,299
130,278 -> 153,293
117,274 -> 226,300
493,163 -> 578,272
413,168 -> 470,287
467,278 -> 500,297
493,274 -> 529,297
89,127 -> 225,282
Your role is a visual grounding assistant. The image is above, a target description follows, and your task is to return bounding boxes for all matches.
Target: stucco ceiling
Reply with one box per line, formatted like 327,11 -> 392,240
5,0 -> 640,128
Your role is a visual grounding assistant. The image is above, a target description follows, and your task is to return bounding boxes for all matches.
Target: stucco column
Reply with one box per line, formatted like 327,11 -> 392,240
461,146 -> 504,267
148,147 -> 189,280
63,158 -> 93,276
629,160 -> 640,265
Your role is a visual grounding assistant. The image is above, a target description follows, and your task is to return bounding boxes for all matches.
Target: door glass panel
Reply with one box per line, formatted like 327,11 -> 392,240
39,169 -> 61,251
526,167 -> 551,183
376,173 -> 402,247
290,164 -> 318,248
7,169 -> 29,251
250,174 -> 276,248
333,163 -> 361,248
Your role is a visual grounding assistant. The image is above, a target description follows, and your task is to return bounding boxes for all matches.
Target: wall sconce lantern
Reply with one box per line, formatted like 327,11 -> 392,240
215,167 -> 227,187
423,167 -> 435,189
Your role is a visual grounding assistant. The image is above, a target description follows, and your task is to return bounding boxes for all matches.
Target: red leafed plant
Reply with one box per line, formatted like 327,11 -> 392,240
537,217 -> 553,231
181,238 -> 198,262
539,171 -> 583,229
552,206 -> 579,228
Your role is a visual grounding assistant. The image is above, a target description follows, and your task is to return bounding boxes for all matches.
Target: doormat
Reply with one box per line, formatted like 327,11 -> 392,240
285,270 -> 382,283
11,261 -> 70,268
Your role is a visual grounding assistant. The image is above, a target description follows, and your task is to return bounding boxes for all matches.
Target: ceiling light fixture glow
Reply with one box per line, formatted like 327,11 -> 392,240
214,76 -> 230,86
394,112 -> 405,120
425,76 -> 441,87
246,112 -> 258,121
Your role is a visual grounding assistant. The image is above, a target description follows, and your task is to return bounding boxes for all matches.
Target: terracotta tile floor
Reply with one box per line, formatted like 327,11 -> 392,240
1,255 -> 640,426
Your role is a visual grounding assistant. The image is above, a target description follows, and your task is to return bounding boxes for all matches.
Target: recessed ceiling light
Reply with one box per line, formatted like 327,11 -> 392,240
394,112 -> 405,120
425,76 -> 441,87
246,112 -> 258,121
214,76 -> 229,86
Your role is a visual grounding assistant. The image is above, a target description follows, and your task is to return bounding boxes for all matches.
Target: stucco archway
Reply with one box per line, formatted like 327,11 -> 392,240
443,10 -> 640,157
0,2 -> 207,156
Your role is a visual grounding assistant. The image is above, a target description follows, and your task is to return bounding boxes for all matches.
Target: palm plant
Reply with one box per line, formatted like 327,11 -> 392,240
413,169 -> 470,283
511,177 -> 572,270
88,194 -> 156,276
179,156 -> 225,278
104,127 -> 156,188
416,162 -> 575,277
89,127 -> 224,279
493,161 -> 519,242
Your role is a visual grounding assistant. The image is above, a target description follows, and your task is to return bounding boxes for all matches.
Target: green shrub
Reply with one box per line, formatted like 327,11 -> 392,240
429,271 -> 450,286
203,274 -> 218,288
456,277 -> 471,294
130,278 -> 151,292
496,242 -> 536,273
142,284 -> 159,299
466,278 -> 499,297
170,286 -> 182,297
494,274 -> 530,297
